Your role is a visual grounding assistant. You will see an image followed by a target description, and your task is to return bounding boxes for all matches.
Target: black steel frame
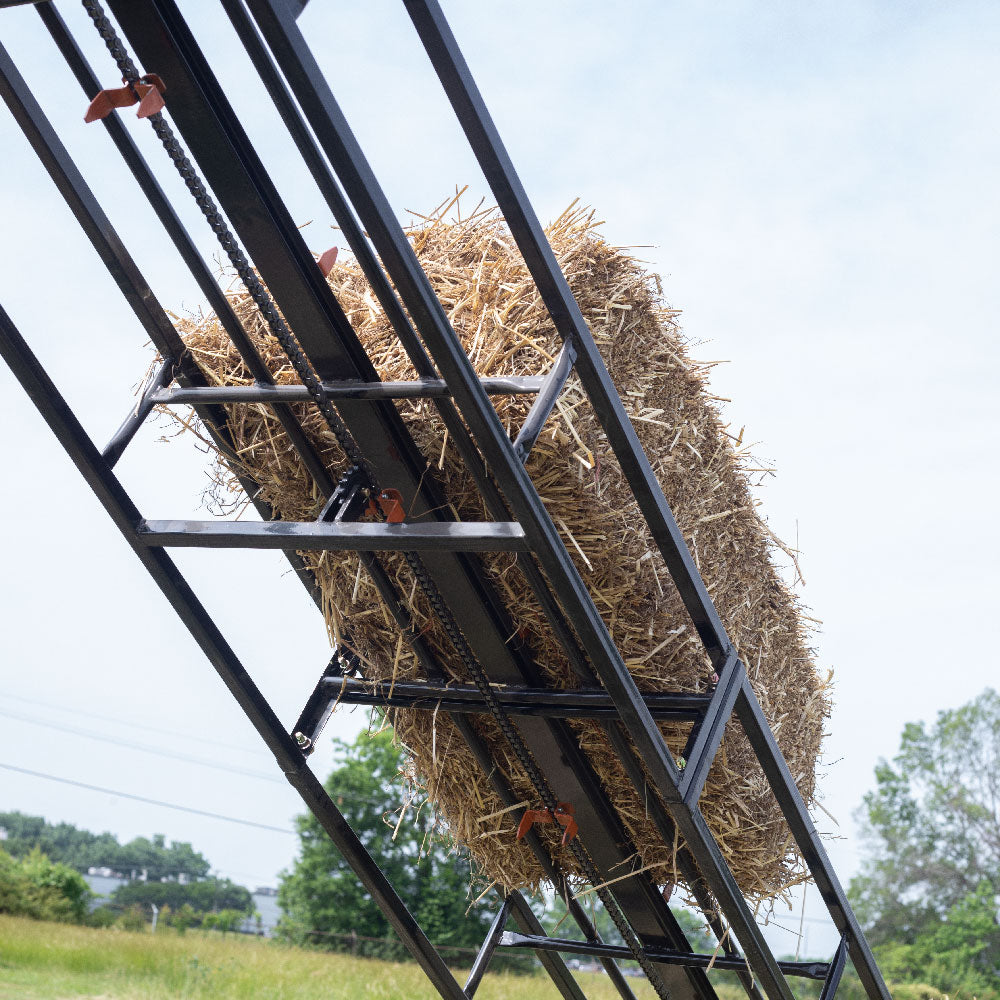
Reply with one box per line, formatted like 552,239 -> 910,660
0,3 -> 889,999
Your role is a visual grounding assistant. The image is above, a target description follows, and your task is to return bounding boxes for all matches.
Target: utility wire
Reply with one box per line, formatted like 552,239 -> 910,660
1,689 -> 268,755
0,706 -> 282,785
0,762 -> 294,835
0,704 -> 381,807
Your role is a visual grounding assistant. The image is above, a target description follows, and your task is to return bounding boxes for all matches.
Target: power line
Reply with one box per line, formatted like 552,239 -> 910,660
0,762 -> 294,835
0,706 -> 283,785
1,689 -> 264,755
0,707 -> 391,809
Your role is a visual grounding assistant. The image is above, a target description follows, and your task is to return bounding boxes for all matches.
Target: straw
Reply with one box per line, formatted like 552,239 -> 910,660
167,199 -> 831,905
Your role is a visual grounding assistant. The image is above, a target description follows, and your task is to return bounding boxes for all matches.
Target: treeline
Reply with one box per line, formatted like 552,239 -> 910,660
0,811 -> 210,881
0,812 -> 254,934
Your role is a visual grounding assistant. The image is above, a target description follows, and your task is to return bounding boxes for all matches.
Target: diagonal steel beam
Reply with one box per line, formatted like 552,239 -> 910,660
0,302 -> 466,1000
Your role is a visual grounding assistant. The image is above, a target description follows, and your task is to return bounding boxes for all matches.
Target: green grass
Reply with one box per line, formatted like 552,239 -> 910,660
0,914 -> 935,1000
0,914 -> 672,1000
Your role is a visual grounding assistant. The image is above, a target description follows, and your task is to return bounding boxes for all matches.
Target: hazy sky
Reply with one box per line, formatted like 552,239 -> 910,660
1,0 -> 998,963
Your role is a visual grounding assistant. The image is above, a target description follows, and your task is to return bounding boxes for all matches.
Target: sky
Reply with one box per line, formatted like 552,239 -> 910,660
1,0 -> 999,965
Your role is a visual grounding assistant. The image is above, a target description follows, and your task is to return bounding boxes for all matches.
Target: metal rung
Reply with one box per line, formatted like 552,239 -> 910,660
330,677 -> 710,720
499,932 -> 830,980
150,375 -> 545,406
135,518 -> 527,552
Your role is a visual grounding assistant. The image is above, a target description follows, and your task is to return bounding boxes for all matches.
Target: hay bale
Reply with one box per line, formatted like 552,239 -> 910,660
172,201 -> 830,904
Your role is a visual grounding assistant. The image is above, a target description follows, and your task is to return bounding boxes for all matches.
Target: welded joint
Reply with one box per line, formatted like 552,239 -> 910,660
101,355 -> 175,467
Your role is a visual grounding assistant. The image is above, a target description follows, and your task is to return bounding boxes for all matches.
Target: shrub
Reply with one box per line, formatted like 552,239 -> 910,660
0,847 -> 91,923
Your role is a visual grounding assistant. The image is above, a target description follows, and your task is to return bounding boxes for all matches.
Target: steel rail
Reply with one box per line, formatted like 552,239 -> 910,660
402,0 -> 732,669
150,376 -> 544,404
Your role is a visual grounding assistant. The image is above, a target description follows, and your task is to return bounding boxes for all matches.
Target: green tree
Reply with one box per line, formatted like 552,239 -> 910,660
849,689 -> 1000,946
278,729 -> 493,957
876,884 -> 1000,999
0,812 -> 210,881
112,876 -> 252,915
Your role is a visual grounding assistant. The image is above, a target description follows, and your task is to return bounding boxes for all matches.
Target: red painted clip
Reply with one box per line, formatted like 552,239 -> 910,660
317,246 -> 339,277
367,488 -> 406,524
84,74 -> 166,124
516,802 -> 578,846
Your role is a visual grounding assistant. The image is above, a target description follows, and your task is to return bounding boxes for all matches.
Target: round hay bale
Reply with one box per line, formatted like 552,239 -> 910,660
172,202 -> 830,904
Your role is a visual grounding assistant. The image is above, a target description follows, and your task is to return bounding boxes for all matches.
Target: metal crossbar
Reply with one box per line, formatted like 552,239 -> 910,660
0,3 -> 891,999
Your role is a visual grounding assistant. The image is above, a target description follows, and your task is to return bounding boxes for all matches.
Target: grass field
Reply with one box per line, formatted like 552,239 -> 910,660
1,913 -> 943,1000
0,914 -> 683,1000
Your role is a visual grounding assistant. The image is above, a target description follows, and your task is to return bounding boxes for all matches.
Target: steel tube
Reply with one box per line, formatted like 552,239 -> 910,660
150,375 -> 543,405
678,653 -> 744,805
464,897 -> 513,998
499,932 -> 830,981
819,933 -> 850,1000
102,357 -> 174,467
332,677 -> 709,720
136,518 -> 527,552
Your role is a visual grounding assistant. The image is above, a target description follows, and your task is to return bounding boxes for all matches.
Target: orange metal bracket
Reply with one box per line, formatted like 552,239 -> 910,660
317,246 -> 339,276
84,74 -> 165,123
516,801 -> 578,846
368,488 -> 406,524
